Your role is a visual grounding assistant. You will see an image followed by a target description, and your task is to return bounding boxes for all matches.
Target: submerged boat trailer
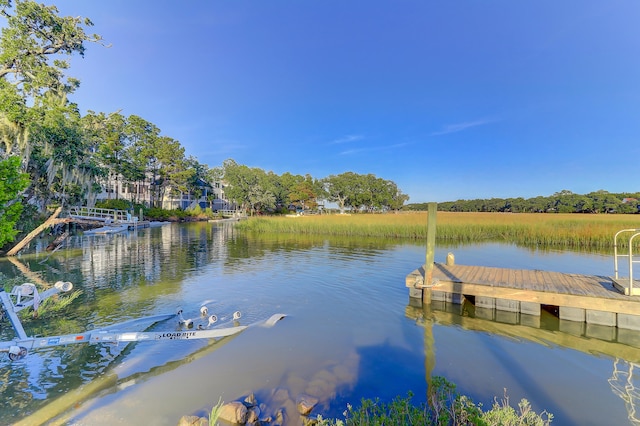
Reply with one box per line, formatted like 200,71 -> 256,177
0,281 -> 285,361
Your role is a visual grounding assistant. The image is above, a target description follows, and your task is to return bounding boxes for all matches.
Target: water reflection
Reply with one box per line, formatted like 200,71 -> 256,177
407,300 -> 640,425
0,225 -> 638,425
610,359 -> 640,425
18,328 -> 243,426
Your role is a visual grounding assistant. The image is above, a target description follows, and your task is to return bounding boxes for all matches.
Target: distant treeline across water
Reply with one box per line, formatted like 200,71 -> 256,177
405,190 -> 640,214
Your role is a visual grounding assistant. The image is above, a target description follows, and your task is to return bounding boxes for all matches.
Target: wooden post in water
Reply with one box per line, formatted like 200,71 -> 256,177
423,202 -> 437,304
423,205 -> 438,402
423,303 -> 436,401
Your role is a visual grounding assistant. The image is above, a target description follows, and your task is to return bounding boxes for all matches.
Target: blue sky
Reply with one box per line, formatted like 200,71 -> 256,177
52,1 -> 639,203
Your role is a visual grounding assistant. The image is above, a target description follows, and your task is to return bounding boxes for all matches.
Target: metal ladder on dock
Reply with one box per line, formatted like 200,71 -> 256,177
613,228 -> 640,296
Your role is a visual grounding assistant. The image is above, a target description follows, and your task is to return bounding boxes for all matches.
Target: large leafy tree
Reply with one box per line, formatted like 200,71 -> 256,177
247,182 -> 275,214
222,159 -> 276,214
84,111 -> 128,200
82,111 -> 192,209
0,156 -> 29,247
323,172 -> 360,214
136,129 -> 168,208
154,136 -> 189,206
264,170 -> 288,208
322,172 -> 407,213
385,180 -> 409,212
220,159 -> 253,212
124,114 -> 158,203
288,174 -> 319,211
27,96 -> 100,208
0,0 -> 103,213
0,0 -> 102,156
0,0 -> 101,94
183,155 -> 207,208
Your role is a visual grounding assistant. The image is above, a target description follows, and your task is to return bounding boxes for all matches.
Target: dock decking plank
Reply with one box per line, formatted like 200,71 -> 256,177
464,264 -> 483,284
407,262 -> 640,317
553,271 -> 575,294
540,270 -> 557,293
524,269 -> 539,291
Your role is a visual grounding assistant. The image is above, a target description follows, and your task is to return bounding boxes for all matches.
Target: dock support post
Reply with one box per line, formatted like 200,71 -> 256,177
446,252 -> 455,266
423,202 -> 437,304
421,303 -> 436,402
559,306 -> 585,322
618,313 -> 640,331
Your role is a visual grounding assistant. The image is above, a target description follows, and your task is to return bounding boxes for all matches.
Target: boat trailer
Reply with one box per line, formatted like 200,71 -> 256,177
1,281 -> 285,361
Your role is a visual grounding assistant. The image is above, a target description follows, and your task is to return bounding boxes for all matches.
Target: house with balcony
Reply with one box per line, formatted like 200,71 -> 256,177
94,174 -> 235,211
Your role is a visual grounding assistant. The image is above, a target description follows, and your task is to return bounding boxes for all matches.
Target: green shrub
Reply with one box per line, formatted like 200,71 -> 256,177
143,207 -> 192,221
315,377 -> 552,426
95,199 -> 133,210
144,207 -> 172,220
204,208 -> 217,218
187,204 -> 216,220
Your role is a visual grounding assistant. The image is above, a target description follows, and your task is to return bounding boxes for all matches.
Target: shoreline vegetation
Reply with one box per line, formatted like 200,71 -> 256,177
200,377 -> 553,426
235,212 -> 640,250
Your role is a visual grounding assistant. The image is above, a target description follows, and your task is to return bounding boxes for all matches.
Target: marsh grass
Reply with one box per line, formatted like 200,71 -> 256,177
208,397 -> 223,426
315,376 -> 553,425
236,212 -> 640,250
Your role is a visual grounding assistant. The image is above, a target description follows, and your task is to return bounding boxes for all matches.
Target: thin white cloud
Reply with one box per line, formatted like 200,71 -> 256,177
339,142 -> 408,156
329,134 -> 364,145
431,119 -> 496,136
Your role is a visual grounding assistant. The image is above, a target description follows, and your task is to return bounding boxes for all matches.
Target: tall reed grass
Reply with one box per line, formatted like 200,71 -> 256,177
236,212 -> 640,250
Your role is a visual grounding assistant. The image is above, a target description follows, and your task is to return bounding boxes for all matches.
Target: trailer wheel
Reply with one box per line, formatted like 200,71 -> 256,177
8,346 -> 27,361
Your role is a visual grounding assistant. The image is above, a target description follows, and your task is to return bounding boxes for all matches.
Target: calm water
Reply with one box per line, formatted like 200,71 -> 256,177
0,222 -> 638,425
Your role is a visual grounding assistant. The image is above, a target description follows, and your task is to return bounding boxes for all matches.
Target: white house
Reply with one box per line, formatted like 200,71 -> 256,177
94,174 -> 234,211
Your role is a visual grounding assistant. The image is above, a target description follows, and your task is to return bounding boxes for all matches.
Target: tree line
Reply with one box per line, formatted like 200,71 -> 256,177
405,190 -> 640,214
0,0 -> 216,247
0,1 -> 408,250
220,160 -> 409,215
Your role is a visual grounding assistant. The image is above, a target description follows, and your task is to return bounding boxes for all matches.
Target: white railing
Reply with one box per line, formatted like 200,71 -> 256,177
613,228 -> 640,295
69,207 -> 130,223
217,209 -> 246,218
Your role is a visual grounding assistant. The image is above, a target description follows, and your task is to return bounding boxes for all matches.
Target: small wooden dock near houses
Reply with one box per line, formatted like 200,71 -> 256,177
69,206 -> 149,230
406,262 -> 640,330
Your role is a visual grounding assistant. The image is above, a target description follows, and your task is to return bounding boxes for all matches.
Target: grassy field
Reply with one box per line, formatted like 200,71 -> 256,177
235,212 -> 640,250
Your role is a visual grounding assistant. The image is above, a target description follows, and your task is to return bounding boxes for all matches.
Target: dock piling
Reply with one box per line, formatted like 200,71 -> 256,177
422,202 -> 437,304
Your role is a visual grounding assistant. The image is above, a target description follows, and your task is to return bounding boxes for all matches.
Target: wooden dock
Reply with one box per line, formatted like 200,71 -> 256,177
69,206 -> 150,230
406,263 -> 640,330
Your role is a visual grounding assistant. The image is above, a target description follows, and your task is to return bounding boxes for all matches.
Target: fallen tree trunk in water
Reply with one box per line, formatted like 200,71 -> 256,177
6,256 -> 51,288
6,207 -> 67,256
46,230 -> 69,251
